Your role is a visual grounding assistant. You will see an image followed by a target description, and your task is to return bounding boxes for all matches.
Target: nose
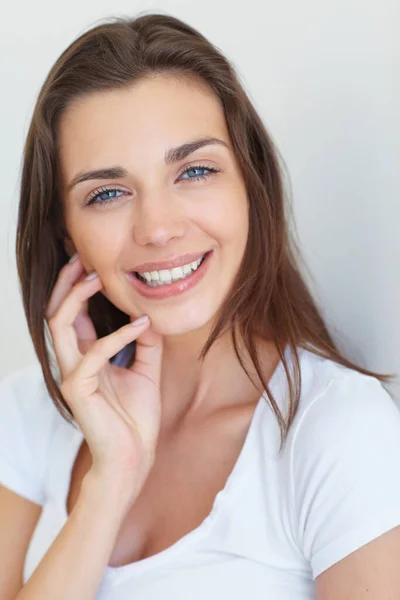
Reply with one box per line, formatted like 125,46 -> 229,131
133,188 -> 187,247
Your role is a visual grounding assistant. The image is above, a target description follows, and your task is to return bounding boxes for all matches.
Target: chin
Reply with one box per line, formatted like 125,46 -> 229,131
148,307 -> 217,338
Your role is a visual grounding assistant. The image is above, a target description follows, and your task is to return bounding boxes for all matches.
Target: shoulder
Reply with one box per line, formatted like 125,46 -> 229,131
0,362 -> 62,450
277,349 -> 400,577
0,363 -> 63,504
286,348 -> 400,456
0,362 -> 66,460
261,346 -> 399,452
0,362 -> 59,427
257,347 -> 400,455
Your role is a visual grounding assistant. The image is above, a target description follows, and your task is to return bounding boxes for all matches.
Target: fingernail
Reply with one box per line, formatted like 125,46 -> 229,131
69,252 -> 79,264
84,271 -> 98,281
131,315 -> 149,326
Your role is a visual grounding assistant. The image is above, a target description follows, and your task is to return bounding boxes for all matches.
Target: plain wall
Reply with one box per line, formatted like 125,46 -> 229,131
1,0 -> 399,398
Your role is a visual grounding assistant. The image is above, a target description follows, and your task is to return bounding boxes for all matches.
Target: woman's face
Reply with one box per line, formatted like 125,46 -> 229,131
58,75 -> 249,336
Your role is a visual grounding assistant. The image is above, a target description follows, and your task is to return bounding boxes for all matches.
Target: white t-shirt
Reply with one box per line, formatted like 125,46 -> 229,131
2,346 -> 400,599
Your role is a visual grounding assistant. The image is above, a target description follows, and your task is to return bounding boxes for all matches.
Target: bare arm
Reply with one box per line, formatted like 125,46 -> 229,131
0,485 -> 42,599
316,525 -> 400,600
12,256 -> 162,599
16,472 -> 135,600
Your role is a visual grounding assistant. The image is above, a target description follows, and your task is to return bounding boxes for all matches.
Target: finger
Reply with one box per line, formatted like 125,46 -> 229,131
47,256 -> 98,365
74,301 -> 98,355
73,317 -> 152,385
59,265 -> 98,354
129,325 -> 163,389
48,275 -> 103,379
46,255 -> 85,320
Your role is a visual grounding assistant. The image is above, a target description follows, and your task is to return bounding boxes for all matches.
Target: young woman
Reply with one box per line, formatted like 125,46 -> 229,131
1,13 -> 400,600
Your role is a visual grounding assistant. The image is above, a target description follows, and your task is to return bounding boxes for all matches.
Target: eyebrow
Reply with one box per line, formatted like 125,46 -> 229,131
66,136 -> 229,192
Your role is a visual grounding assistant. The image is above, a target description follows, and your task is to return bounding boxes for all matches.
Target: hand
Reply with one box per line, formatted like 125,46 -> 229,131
46,255 -> 163,498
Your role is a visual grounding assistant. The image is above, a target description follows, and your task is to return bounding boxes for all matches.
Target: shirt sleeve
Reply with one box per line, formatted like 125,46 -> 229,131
290,372 -> 400,579
0,364 -> 56,506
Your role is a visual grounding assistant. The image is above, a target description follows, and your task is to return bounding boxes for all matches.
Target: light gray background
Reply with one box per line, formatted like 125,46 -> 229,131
1,0 -> 399,399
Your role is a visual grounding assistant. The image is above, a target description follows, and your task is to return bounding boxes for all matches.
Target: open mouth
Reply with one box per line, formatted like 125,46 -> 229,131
126,250 -> 213,300
134,252 -> 208,287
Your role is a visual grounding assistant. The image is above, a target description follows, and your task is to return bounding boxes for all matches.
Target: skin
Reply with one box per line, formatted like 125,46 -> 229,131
57,74 -> 400,598
58,73 -> 278,431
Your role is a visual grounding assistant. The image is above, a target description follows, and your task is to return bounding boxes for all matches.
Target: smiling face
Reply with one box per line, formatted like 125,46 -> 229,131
58,74 -> 249,336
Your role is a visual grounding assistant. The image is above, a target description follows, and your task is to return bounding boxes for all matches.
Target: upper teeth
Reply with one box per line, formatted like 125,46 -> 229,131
137,256 -> 204,284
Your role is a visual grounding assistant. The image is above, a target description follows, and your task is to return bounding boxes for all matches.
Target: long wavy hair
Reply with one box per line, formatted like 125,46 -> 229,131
16,12 -> 393,443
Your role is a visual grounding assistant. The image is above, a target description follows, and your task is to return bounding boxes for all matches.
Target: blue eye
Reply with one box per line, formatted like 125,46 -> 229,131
86,187 -> 126,207
85,164 -> 220,207
179,164 -> 219,182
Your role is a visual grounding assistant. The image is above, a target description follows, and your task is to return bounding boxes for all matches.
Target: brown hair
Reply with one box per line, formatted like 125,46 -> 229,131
16,12 -> 394,443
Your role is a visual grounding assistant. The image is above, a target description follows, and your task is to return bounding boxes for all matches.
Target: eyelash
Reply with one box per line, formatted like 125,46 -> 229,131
85,163 -> 221,207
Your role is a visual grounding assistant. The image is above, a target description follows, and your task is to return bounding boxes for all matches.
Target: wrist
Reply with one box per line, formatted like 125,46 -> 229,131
81,468 -> 140,517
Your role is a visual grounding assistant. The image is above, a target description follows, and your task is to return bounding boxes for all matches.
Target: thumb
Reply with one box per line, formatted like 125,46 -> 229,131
129,320 -> 163,387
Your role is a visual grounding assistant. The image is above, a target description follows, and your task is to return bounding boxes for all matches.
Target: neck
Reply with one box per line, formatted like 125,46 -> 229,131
158,322 -> 279,430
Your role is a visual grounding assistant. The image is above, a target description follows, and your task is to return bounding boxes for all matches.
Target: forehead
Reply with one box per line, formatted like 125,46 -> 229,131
58,75 -> 228,178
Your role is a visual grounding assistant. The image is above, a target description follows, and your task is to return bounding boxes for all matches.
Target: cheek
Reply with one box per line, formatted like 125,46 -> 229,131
70,216 -> 126,266
197,192 -> 248,247
210,199 -> 248,245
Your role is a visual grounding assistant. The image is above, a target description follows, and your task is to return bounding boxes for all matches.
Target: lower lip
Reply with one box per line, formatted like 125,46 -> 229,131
126,251 -> 213,300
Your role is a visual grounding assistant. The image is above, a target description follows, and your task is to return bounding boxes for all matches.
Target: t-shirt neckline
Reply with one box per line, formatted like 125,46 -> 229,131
59,346 -> 288,583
